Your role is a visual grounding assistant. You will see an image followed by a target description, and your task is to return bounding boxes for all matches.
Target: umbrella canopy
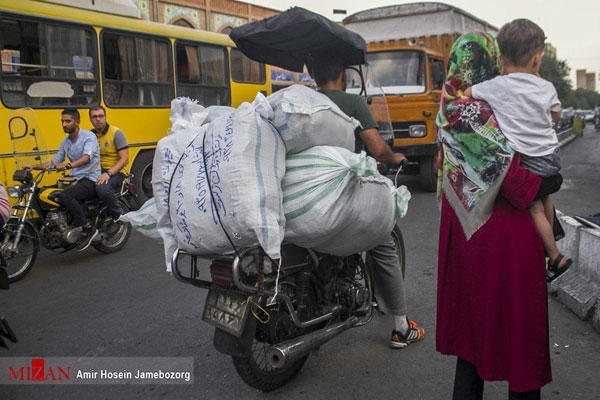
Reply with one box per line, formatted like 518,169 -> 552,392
229,7 -> 366,73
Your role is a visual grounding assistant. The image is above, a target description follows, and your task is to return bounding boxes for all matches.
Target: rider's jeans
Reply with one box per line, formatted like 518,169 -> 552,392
57,178 -> 97,227
369,235 -> 407,316
95,172 -> 125,220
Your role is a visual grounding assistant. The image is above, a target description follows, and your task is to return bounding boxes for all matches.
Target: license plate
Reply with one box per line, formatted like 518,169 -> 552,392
202,289 -> 250,338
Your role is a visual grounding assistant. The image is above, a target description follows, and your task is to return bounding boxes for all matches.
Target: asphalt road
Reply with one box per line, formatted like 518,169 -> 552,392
1,125 -> 600,400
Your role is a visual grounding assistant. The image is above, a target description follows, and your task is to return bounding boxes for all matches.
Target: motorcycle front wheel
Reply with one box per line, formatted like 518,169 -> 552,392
1,221 -> 39,283
93,201 -> 132,254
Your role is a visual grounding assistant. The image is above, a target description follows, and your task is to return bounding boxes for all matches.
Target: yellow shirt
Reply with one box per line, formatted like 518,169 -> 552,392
96,124 -> 129,171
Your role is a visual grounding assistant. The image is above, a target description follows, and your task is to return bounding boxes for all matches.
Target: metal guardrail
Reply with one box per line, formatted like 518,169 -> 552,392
556,127 -> 574,143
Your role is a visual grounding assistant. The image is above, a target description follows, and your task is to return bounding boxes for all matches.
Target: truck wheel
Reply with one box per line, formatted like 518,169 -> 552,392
419,155 -> 437,192
130,150 -> 154,208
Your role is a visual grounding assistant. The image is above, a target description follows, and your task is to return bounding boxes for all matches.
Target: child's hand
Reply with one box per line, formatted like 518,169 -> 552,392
463,86 -> 473,98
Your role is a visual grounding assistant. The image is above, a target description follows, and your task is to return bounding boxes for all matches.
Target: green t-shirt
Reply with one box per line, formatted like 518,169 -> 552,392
319,89 -> 378,153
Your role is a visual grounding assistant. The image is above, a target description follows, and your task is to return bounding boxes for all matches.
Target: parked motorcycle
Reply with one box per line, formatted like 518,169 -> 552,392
1,167 -> 134,282
172,226 -> 404,391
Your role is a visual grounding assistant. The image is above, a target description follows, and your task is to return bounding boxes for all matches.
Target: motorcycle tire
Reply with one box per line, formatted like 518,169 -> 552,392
93,201 -> 132,254
232,281 -> 319,391
419,155 -> 438,192
232,351 -> 308,392
1,221 -> 39,283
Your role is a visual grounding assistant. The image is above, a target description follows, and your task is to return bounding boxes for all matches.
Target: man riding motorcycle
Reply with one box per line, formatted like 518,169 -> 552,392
89,106 -> 130,236
310,55 -> 425,348
29,108 -> 101,251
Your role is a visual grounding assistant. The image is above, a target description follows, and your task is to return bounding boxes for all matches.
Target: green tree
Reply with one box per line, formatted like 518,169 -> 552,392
539,54 -> 572,103
567,88 -> 600,109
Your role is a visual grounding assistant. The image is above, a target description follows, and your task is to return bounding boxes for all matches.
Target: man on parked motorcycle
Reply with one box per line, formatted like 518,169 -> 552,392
30,108 -> 101,251
89,106 -> 129,236
309,56 -> 425,348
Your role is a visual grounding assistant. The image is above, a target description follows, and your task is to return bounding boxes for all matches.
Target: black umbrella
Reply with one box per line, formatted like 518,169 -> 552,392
229,7 -> 366,73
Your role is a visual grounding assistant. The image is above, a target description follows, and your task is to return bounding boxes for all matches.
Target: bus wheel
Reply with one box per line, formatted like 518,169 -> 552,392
419,155 -> 437,192
131,150 -> 154,208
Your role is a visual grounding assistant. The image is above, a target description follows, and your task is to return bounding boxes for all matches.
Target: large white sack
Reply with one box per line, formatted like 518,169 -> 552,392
154,99 -> 235,271
266,85 -> 359,154
120,198 -> 162,242
168,97 -> 286,260
282,146 -> 411,256
169,97 -> 233,131
153,125 -> 208,271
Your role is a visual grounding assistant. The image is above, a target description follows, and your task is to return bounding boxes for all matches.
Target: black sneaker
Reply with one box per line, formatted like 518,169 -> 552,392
75,225 -> 98,251
106,219 -> 121,237
390,320 -> 425,349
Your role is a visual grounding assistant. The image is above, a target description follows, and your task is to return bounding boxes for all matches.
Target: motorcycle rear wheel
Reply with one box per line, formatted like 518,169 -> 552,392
232,343 -> 308,392
232,285 -> 318,391
93,201 -> 132,254
1,222 -> 39,283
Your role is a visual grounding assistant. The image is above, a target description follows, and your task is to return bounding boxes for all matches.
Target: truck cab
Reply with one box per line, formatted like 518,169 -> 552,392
343,2 -> 497,190
347,43 -> 445,190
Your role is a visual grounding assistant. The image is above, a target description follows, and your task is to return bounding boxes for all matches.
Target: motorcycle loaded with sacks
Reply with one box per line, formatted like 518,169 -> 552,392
164,8 -> 408,391
1,108 -> 134,283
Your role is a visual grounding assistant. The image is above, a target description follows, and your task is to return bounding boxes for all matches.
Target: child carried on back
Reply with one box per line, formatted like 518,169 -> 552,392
464,19 -> 572,282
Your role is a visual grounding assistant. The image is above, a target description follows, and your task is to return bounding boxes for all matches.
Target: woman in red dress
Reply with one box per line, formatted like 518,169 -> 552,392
436,32 -> 550,399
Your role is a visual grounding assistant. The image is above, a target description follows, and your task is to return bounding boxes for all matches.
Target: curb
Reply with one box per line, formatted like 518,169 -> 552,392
551,211 -> 600,333
548,129 -> 600,333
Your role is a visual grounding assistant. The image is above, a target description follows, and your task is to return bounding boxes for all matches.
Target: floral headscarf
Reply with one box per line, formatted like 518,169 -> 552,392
436,32 -> 514,239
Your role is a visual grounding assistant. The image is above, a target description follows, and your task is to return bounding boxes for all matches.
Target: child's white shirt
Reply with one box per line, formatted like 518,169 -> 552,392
471,73 -> 561,157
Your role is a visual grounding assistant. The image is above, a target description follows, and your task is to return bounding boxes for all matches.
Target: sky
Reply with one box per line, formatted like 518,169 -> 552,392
247,0 -> 600,89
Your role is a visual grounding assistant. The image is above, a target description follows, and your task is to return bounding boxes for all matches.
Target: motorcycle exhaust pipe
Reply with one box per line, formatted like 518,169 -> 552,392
267,316 -> 358,369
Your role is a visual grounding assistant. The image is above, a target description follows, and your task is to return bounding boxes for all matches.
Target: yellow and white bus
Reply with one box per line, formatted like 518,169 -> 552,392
0,0 -> 271,206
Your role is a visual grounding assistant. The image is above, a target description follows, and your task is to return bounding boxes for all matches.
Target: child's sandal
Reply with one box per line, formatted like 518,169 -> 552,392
546,254 -> 572,283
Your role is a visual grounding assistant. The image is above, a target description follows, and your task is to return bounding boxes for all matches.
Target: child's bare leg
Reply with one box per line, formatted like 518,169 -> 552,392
529,199 -> 560,262
542,195 -> 554,226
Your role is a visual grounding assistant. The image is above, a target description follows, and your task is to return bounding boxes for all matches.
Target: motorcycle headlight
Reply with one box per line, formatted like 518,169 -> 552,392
6,185 -> 21,198
409,125 -> 427,138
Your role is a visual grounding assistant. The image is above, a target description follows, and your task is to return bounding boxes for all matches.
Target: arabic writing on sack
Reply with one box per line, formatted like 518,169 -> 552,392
171,115 -> 235,248
173,148 -> 197,248
199,114 -> 234,224
160,147 -> 174,209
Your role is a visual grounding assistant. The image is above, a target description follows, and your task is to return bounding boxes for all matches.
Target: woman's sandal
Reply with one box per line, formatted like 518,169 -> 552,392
546,254 -> 572,283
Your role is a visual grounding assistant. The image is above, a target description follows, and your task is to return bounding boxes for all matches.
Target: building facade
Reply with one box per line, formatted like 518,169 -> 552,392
131,0 -> 280,33
576,69 -> 597,91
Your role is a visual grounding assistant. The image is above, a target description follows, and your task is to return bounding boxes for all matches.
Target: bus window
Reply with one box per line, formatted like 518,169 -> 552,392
102,32 -> 172,107
0,17 -> 98,108
230,48 -> 265,84
175,42 -> 230,106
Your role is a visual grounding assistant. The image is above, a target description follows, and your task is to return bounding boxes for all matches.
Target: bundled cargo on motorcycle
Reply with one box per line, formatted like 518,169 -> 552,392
266,84 -> 359,154
152,95 -> 286,270
282,146 -> 411,256
151,98 -> 234,270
